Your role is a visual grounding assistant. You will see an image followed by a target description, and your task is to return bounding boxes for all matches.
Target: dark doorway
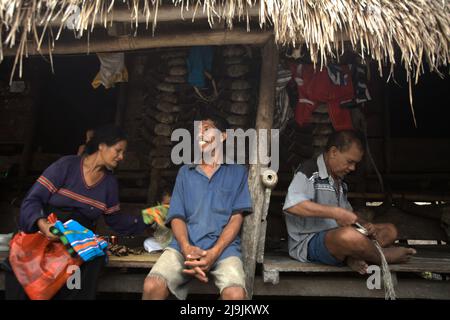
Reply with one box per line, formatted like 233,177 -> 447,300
34,55 -> 118,154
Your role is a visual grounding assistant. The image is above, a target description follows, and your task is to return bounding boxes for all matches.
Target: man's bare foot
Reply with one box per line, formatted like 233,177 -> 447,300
346,257 -> 369,275
382,247 -> 417,264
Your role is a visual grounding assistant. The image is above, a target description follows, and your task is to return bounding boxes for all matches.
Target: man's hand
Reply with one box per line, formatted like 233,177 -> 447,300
184,248 -> 219,272
181,244 -> 207,261
363,223 -> 378,239
182,248 -> 220,283
180,244 -> 209,282
333,207 -> 358,226
183,266 -> 209,283
36,218 -> 59,241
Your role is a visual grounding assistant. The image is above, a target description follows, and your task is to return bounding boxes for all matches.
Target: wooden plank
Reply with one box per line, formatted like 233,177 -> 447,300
241,37 -> 278,299
264,256 -> 450,274
107,253 -> 161,268
3,30 -> 272,56
1,271 -> 449,299
253,275 -> 450,300
263,247 -> 450,275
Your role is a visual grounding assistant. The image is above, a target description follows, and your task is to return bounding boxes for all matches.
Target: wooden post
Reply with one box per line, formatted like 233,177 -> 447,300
241,37 -> 278,298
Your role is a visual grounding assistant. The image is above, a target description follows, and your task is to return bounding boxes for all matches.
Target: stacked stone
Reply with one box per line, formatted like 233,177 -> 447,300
310,104 -> 334,158
279,104 -> 335,172
146,50 -> 190,171
217,45 -> 254,130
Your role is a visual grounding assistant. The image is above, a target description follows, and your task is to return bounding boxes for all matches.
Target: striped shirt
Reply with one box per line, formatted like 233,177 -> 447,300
283,154 -> 353,262
20,155 -> 146,235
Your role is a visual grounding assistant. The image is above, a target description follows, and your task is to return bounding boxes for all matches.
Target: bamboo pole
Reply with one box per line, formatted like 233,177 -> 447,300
3,30 -> 272,57
241,36 -> 278,299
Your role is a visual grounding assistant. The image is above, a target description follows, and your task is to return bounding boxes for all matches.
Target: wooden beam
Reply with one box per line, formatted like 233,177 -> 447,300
241,37 -> 278,299
3,30 -> 272,57
47,5 -> 260,28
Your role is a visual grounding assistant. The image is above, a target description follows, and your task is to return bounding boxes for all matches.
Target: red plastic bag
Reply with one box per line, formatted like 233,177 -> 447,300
8,215 -> 82,300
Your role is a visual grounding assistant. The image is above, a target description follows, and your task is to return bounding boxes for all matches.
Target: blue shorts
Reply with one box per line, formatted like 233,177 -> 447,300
307,230 -> 345,266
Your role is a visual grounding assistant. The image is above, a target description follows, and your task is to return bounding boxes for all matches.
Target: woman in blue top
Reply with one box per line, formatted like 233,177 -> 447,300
4,124 -> 148,300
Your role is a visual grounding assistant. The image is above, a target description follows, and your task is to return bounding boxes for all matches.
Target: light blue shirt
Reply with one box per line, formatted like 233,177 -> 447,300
283,154 -> 353,262
166,163 -> 253,262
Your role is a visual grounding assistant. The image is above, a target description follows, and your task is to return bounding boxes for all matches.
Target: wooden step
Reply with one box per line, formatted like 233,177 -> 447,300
263,245 -> 450,284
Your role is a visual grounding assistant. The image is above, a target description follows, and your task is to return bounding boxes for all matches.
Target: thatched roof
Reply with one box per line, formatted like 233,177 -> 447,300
1,0 -> 449,83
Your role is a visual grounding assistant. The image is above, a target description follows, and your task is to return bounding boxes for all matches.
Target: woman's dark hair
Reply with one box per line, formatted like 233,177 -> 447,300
84,124 -> 127,155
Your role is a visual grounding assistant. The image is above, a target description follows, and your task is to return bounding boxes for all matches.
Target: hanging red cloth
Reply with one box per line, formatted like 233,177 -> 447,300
290,63 -> 354,131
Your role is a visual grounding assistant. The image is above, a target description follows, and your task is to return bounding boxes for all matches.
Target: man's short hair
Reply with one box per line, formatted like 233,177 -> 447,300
195,107 -> 229,133
326,130 -> 366,153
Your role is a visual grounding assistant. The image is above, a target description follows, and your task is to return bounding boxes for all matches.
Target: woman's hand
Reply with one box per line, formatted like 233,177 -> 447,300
36,218 -> 59,241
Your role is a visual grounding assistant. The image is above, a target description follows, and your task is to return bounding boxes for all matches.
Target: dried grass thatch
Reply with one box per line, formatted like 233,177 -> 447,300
1,0 -> 449,85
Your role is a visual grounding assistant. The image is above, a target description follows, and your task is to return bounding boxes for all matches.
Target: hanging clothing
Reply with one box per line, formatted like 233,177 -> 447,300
273,64 -> 294,132
351,58 -> 371,105
326,64 -> 349,86
338,59 -> 371,108
92,52 -> 128,89
290,64 -> 354,131
187,46 -> 214,88
53,219 -> 108,262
